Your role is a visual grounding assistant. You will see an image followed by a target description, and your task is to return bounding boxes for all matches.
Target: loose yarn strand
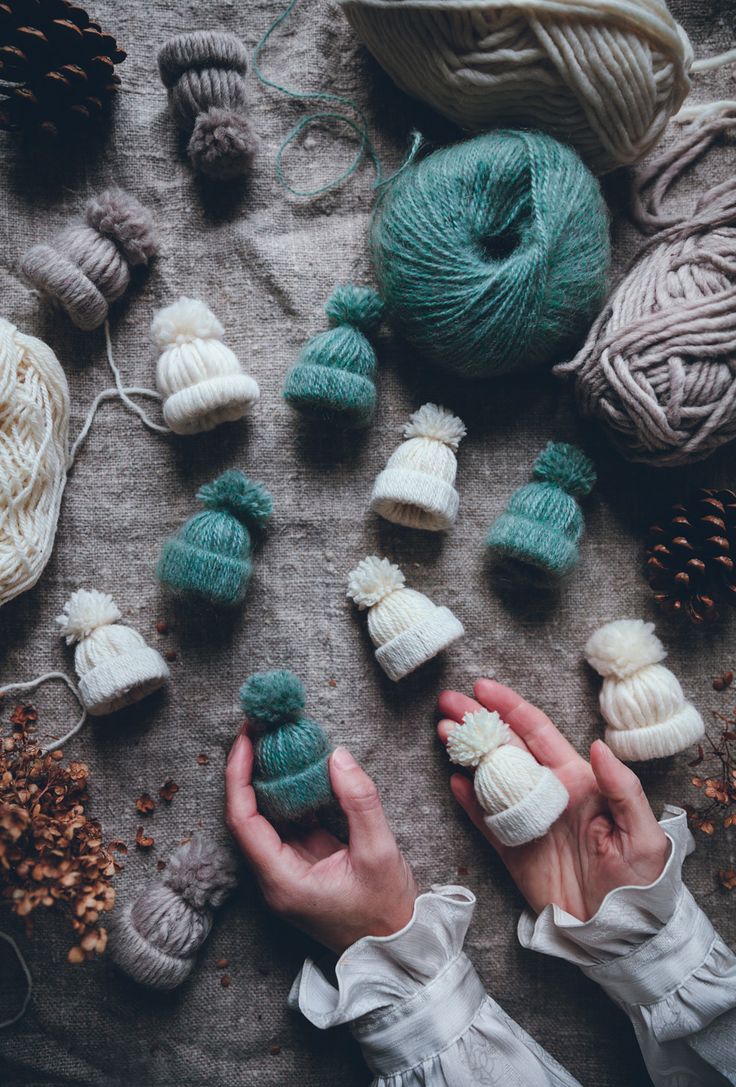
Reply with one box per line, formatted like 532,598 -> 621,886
0,671 -> 87,754
0,931 -> 32,1029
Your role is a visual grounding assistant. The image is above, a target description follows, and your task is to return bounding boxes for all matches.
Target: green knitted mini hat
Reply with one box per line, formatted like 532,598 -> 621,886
282,284 -> 383,428
240,670 -> 333,822
487,442 -> 596,576
157,470 -> 272,606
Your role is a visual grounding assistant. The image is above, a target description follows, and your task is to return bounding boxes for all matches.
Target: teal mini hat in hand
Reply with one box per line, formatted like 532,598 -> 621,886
240,670 -> 333,822
157,470 -> 272,606
487,442 -> 596,576
283,284 -> 383,428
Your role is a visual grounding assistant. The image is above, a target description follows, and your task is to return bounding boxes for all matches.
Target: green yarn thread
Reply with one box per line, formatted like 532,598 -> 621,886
157,470 -> 273,606
372,130 -> 610,379
283,284 -> 384,428
487,442 -> 596,576
240,670 -> 333,822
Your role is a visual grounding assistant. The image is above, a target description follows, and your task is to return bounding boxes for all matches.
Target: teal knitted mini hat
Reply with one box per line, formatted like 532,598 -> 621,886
487,442 -> 596,576
240,670 -> 333,822
282,284 -> 383,428
157,470 -> 272,606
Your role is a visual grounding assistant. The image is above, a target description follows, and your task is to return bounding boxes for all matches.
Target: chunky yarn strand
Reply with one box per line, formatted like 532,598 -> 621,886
557,108 -> 736,466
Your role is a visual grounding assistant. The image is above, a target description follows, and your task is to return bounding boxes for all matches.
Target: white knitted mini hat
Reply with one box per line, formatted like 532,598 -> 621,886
371,403 -> 466,531
447,709 -> 569,846
57,590 -> 170,716
346,556 -> 464,681
151,297 -> 259,435
585,619 -> 704,761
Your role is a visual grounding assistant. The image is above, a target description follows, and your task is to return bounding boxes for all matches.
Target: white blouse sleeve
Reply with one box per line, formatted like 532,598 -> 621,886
518,806 -> 736,1086
289,884 -> 581,1087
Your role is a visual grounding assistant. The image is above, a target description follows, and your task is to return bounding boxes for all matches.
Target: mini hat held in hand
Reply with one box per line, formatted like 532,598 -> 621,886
56,590 -> 169,716
283,285 -> 383,428
447,709 -> 568,846
346,556 -> 463,681
585,619 -> 704,761
157,470 -> 272,606
21,188 -> 158,331
111,835 -> 238,989
151,297 -> 259,435
371,403 -> 466,531
240,670 -> 333,822
487,442 -> 596,576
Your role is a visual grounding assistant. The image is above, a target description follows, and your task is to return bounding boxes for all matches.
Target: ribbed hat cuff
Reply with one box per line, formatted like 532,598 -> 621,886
284,364 -> 375,425
79,647 -> 169,716
605,705 -> 705,761
375,606 -> 464,682
488,513 -> 578,575
483,768 -> 569,846
111,902 -> 192,989
253,752 -> 333,822
371,468 -> 458,530
163,373 -> 259,434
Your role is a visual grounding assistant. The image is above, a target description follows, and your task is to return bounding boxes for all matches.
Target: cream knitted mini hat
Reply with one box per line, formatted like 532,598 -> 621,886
447,709 -> 569,846
57,590 -> 169,716
585,619 -> 704,761
346,556 -> 464,681
370,403 -> 466,530
151,297 -> 259,435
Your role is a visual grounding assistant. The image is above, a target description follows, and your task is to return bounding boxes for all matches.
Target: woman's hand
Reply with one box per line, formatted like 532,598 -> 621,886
438,679 -> 670,921
225,731 -> 418,954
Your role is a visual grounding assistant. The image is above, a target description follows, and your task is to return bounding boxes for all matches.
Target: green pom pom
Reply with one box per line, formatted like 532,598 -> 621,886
240,670 -> 305,728
532,442 -> 596,498
325,285 -> 384,334
197,471 -> 273,526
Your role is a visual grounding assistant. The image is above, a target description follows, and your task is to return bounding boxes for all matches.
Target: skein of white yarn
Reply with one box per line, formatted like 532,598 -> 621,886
340,0 -> 735,174
151,298 -> 260,435
0,319 -> 69,609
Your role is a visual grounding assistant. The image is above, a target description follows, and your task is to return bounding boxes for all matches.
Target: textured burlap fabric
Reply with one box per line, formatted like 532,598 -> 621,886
1,2 -> 735,1084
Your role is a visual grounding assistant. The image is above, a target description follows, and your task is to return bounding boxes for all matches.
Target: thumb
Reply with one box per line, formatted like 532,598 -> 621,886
329,747 -> 396,866
590,739 -> 662,840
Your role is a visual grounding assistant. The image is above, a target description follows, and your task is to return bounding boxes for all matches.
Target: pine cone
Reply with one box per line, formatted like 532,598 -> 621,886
645,489 -> 736,624
0,0 -> 126,138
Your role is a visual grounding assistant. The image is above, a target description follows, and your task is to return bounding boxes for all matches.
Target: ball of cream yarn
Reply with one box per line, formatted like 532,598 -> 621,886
341,0 -> 693,174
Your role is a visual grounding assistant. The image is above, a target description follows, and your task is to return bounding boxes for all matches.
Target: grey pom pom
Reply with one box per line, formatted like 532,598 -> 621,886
189,108 -> 258,180
164,835 -> 239,910
85,188 -> 159,266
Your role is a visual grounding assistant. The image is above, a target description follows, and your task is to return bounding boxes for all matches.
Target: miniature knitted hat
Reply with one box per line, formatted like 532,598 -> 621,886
346,556 -> 464,681
585,619 -> 705,761
447,709 -> 569,846
56,590 -> 169,716
283,285 -> 383,428
151,297 -> 259,435
487,442 -> 596,577
240,670 -> 333,822
157,470 -> 272,607
158,30 -> 257,180
371,403 -> 466,531
21,188 -> 158,331
111,835 -> 238,990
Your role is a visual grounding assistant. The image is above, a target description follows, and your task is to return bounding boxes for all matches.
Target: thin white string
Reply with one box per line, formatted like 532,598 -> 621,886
0,932 -> 32,1029
675,47 -> 736,121
0,672 -> 87,754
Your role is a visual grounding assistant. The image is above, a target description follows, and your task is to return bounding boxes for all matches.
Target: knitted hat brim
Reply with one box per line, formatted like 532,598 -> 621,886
22,245 -> 108,331
487,513 -> 578,576
375,606 -> 464,682
157,539 -> 250,606
79,647 -> 170,716
283,364 -> 375,428
605,704 -> 705,762
253,752 -> 332,822
483,767 -> 568,846
111,901 -> 194,989
371,468 -> 459,531
163,373 -> 260,435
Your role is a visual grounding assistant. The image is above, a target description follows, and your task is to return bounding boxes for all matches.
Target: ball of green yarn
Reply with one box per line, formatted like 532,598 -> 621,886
240,670 -> 333,822
372,130 -> 610,379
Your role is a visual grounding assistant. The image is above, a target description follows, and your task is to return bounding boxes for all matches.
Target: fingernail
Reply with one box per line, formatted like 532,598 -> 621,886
331,746 -> 357,770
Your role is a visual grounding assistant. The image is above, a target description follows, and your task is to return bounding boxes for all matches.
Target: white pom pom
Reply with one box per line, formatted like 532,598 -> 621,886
150,297 -> 224,349
447,709 -> 510,767
346,556 -> 405,609
56,589 -> 122,644
585,619 -> 667,680
403,403 -> 466,451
